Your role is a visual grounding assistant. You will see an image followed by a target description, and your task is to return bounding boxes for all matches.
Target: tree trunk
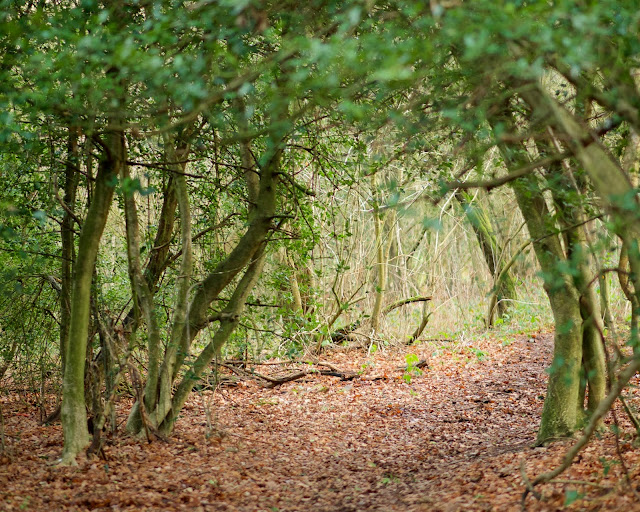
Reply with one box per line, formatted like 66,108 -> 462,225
126,137 -> 193,433
618,242 -> 639,336
60,131 -> 122,464
60,127 -> 80,375
510,176 -> 584,443
491,107 -> 584,442
535,135 -> 606,418
159,245 -> 268,434
615,131 -> 640,334
151,138 -> 193,428
287,251 -> 304,315
370,174 -> 394,333
126,147 -> 281,435
121,162 -> 162,415
523,87 -> 640,342
143,176 -> 178,292
454,189 -> 517,324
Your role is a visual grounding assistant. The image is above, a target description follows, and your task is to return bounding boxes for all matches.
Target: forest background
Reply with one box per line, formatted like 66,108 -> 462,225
1,0 -> 640,507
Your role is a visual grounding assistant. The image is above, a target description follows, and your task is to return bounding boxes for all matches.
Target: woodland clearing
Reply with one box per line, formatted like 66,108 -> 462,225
1,332 -> 639,512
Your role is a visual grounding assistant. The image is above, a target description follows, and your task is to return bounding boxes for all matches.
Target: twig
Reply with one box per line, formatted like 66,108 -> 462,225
611,407 -> 640,501
619,396 -> 640,436
550,479 -> 611,489
520,459 -> 542,508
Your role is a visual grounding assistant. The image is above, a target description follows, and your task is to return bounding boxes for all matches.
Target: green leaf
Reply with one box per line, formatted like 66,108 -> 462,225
564,489 -> 583,506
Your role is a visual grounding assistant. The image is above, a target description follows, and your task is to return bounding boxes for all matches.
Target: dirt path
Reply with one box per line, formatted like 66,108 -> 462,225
1,333 -> 639,511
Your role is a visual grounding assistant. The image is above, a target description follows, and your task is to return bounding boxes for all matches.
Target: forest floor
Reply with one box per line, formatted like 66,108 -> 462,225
2,330 -> 640,511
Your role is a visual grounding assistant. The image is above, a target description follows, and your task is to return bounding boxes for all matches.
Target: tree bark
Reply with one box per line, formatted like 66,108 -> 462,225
535,135 -> 606,418
523,87 -> 640,341
60,131 -> 122,464
491,107 -> 584,442
126,137 -> 193,433
143,176 -> 178,292
454,189 -> 517,324
121,162 -> 162,415
127,148 -> 281,435
370,174 -> 394,333
185,150 -> 280,340
159,244 -> 268,434
60,127 -> 80,375
511,176 -> 583,442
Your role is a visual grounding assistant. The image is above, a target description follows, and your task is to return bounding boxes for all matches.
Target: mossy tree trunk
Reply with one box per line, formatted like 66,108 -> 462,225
125,135 -> 193,434
454,189 -> 517,324
60,127 -> 80,376
535,136 -> 606,418
149,135 -> 194,428
120,161 -> 162,416
158,149 -> 280,432
60,130 -> 122,464
523,87 -> 640,343
370,173 -> 395,334
492,109 -> 584,443
159,243 -> 268,434
616,132 -> 640,334
510,175 -> 584,442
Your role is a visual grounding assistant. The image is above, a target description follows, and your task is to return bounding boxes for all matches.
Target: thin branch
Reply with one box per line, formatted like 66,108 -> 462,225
382,295 -> 432,315
53,189 -> 83,228
162,213 -> 240,268
278,171 -> 316,197
127,160 -> 205,179
446,151 -> 571,193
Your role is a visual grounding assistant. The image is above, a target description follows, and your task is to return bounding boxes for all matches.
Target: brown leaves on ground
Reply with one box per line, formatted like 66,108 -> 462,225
1,333 -> 640,511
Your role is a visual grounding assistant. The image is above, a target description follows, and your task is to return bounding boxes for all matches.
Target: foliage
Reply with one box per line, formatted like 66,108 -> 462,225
0,0 -> 640,479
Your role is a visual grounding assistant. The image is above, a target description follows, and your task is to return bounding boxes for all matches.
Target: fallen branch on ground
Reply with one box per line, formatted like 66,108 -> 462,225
214,360 -> 358,388
329,295 -> 432,345
395,359 -> 429,371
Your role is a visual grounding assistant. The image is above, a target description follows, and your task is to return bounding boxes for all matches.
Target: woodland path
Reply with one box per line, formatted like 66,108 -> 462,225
1,332 -> 640,511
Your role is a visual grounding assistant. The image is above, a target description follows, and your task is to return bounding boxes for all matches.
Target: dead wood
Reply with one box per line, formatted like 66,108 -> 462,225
222,359 -> 344,372
329,295 -> 432,344
395,359 -> 429,371
217,360 -> 358,388
406,312 -> 432,344
261,369 -> 358,388
42,404 -> 62,425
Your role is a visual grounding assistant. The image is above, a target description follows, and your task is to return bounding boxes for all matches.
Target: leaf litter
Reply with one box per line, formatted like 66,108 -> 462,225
1,332 -> 639,511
